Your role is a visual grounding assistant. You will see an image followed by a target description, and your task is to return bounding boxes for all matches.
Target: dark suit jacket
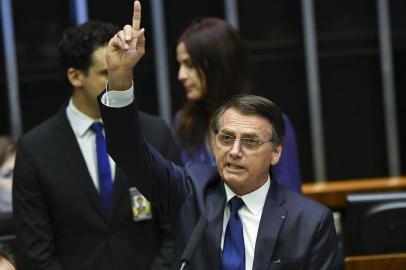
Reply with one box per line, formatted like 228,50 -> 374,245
13,107 -> 181,270
100,98 -> 340,270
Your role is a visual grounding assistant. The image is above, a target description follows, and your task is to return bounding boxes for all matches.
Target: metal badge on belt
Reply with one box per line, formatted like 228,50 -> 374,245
129,187 -> 153,221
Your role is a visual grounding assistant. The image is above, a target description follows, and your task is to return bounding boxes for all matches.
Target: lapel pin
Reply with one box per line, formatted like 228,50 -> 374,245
281,215 -> 286,219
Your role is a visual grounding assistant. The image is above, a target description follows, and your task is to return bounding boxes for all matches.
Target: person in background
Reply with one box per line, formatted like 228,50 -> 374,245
0,137 -> 16,213
174,18 -> 302,192
13,21 -> 180,270
0,242 -> 16,270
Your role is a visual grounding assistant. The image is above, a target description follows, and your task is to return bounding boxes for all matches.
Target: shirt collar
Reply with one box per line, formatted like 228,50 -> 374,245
224,175 -> 271,215
66,98 -> 102,137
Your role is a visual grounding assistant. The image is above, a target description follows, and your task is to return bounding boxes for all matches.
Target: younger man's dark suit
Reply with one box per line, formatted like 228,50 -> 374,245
100,98 -> 340,270
13,107 -> 181,270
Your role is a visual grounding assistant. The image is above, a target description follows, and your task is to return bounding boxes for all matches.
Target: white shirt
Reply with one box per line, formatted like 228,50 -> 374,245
101,87 -> 133,107
66,99 -> 116,190
222,178 -> 270,270
102,86 -> 270,270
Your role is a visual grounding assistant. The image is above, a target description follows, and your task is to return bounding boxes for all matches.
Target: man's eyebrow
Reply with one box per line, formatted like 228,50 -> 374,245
241,133 -> 259,139
219,129 -> 259,138
219,129 -> 233,135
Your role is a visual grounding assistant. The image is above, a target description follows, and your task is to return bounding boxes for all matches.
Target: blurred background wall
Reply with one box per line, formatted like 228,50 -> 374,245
0,0 -> 405,183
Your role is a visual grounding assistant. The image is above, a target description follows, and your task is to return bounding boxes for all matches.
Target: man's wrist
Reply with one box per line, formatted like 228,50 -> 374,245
108,70 -> 133,91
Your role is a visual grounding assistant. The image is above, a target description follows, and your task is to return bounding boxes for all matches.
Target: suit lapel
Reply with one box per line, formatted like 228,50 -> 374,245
252,181 -> 287,270
203,180 -> 226,270
110,167 -> 128,221
53,109 -> 109,221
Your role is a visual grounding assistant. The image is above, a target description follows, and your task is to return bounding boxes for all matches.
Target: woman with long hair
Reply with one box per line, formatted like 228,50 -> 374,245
174,18 -> 302,192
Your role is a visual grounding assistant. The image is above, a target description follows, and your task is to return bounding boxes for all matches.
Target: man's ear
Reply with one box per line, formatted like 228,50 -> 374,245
67,67 -> 84,88
270,144 -> 282,166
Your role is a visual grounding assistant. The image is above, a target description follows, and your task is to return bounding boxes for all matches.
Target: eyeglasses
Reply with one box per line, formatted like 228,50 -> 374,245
214,133 -> 272,153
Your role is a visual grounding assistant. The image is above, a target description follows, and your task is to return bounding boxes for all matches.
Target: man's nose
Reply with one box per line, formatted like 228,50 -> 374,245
229,139 -> 243,157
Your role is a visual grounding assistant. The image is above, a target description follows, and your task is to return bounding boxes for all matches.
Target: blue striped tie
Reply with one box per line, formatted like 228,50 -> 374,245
222,196 -> 245,270
90,122 -> 113,213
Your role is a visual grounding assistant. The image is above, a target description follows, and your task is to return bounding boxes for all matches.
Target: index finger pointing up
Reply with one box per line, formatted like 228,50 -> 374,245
132,1 -> 141,31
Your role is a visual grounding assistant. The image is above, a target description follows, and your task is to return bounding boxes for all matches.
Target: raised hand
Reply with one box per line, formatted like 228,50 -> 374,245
107,1 -> 145,90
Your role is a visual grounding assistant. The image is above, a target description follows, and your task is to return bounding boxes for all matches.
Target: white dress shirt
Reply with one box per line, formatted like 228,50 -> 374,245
222,178 -> 270,270
102,86 -> 271,270
66,99 -> 116,190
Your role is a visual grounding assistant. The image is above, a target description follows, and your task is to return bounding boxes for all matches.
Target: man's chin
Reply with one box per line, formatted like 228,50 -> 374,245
223,174 -> 245,187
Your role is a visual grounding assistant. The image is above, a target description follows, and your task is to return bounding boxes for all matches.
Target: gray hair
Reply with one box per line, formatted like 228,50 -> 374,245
211,94 -> 285,147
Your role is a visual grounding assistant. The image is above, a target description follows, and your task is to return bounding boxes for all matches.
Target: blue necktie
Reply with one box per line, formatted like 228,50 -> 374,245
90,122 -> 113,213
222,196 -> 245,270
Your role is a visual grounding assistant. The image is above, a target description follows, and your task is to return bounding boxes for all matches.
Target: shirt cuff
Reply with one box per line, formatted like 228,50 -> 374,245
101,82 -> 134,108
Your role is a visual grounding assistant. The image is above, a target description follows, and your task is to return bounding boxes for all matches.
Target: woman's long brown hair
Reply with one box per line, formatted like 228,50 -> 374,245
176,18 -> 250,153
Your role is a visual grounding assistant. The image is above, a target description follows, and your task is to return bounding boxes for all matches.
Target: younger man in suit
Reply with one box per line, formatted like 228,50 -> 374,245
13,21 -> 180,270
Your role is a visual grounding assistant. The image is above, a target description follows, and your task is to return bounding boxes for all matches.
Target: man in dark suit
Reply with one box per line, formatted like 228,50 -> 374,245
13,21 -> 180,270
98,2 -> 339,269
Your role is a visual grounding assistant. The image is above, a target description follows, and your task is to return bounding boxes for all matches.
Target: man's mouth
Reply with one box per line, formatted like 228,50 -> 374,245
225,163 -> 245,171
